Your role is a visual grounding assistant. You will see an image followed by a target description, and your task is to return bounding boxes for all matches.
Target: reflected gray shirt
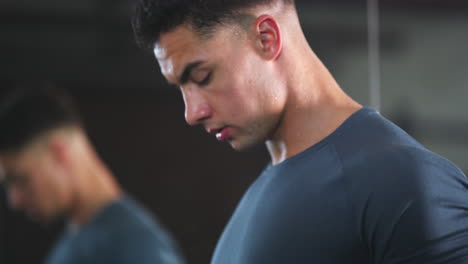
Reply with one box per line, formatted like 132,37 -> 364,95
45,196 -> 184,264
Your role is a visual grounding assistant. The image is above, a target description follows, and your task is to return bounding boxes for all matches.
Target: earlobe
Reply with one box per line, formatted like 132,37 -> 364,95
255,15 -> 282,60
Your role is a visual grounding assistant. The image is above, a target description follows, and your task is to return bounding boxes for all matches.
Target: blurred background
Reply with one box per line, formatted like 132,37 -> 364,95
1,0 -> 467,263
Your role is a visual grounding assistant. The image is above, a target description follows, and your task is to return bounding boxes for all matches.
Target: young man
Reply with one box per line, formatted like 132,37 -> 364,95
0,86 -> 184,264
132,0 -> 468,263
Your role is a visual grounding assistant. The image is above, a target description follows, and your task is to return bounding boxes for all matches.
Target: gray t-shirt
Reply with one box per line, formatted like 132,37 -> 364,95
45,196 -> 184,264
212,107 -> 468,264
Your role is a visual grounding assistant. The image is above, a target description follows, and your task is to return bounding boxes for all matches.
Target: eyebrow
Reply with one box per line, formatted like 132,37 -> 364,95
178,60 -> 205,85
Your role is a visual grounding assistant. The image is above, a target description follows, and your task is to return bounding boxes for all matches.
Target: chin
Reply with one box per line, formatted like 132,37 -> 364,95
229,138 -> 262,152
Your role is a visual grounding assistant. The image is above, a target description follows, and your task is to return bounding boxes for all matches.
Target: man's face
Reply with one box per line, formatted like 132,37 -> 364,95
154,24 -> 287,150
0,144 -> 71,223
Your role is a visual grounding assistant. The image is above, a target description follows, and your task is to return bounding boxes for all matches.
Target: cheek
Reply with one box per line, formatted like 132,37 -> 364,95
215,50 -> 274,119
31,171 -> 62,207
30,174 -> 51,201
21,175 -> 48,213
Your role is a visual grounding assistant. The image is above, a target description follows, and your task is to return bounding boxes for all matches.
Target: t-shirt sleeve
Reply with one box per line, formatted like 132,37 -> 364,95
94,222 -> 185,264
352,148 -> 468,264
115,233 -> 184,264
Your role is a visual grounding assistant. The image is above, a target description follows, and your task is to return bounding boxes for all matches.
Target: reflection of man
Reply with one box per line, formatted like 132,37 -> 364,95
132,0 -> 468,263
0,86 -> 184,264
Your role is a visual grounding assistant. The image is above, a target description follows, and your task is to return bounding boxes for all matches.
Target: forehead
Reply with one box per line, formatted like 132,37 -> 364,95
154,25 -> 199,61
153,24 -> 237,83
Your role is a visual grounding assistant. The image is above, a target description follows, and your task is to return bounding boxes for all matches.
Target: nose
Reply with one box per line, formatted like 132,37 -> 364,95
182,88 -> 213,126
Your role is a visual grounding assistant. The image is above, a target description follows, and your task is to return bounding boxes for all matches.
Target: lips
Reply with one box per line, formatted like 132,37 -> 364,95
215,127 -> 232,141
207,126 -> 231,141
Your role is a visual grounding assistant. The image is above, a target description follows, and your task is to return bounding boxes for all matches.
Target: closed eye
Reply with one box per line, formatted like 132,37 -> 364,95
197,72 -> 212,86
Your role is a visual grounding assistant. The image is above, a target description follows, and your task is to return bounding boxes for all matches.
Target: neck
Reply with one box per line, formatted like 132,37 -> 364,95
67,133 -> 122,227
69,164 -> 122,227
266,40 -> 361,165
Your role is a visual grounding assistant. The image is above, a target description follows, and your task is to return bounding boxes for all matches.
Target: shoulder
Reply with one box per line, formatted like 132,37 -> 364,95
95,196 -> 172,243
89,197 -> 185,264
344,144 -> 465,188
338,143 -> 468,234
337,145 -> 468,262
338,143 -> 467,209
347,147 -> 468,263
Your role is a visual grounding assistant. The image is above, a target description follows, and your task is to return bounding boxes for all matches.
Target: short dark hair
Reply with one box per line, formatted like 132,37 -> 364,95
0,84 -> 82,153
132,0 -> 295,50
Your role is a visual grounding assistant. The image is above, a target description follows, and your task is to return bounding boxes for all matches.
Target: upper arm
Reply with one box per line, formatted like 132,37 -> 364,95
351,148 -> 468,263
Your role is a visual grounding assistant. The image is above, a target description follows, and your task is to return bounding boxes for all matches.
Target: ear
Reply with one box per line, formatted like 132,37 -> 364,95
253,15 -> 282,60
48,136 -> 70,169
